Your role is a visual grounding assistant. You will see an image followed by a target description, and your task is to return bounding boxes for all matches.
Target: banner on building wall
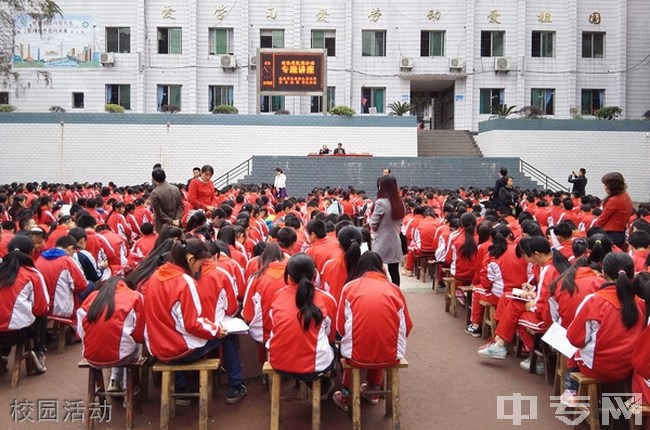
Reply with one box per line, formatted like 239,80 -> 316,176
13,15 -> 99,68
257,49 -> 326,95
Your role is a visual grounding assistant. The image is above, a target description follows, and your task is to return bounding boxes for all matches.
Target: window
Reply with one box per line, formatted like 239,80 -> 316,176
362,30 -> 386,57
581,89 -> 605,115
260,95 -> 285,113
531,31 -> 554,57
158,28 -> 182,54
157,85 -> 182,111
106,85 -> 131,110
311,30 -> 336,57
479,88 -> 504,114
360,87 -> 385,113
420,31 -> 445,57
582,32 -> 604,58
72,92 -> 84,109
260,30 -> 284,48
208,28 -> 233,55
106,27 -> 130,53
0,91 -> 8,105
208,85 -> 234,111
531,89 -> 555,115
480,31 -> 504,57
311,87 -> 336,113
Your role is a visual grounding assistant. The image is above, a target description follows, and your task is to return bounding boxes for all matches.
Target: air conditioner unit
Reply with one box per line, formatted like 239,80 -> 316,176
250,56 -> 257,68
449,58 -> 465,70
400,57 -> 414,69
220,54 -> 236,69
100,52 -> 114,65
494,56 -> 511,72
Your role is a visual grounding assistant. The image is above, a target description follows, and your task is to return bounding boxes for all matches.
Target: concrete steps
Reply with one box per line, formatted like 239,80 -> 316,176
417,130 -> 483,157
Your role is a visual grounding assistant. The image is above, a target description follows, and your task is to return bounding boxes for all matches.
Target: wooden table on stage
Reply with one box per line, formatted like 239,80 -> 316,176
307,153 -> 373,157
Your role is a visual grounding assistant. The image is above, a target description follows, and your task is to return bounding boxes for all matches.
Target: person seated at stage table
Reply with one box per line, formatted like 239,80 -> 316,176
333,143 -> 346,155
318,145 -> 330,155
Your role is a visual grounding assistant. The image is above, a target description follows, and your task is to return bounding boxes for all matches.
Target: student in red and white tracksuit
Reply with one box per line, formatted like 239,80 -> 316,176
567,253 -> 646,383
264,254 -> 337,395
36,239 -> 89,319
77,277 -> 144,390
446,213 -> 478,285
402,213 -> 439,273
0,235 -> 50,372
333,252 -> 413,411
144,239 -> 246,401
321,226 -> 363,304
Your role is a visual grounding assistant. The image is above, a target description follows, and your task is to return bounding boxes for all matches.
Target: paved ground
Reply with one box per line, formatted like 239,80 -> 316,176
0,274 -> 628,429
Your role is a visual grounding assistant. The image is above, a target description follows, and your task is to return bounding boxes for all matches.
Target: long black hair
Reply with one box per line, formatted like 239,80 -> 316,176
602,253 -> 638,329
86,276 -> 131,323
337,225 -> 363,283
459,212 -> 478,260
169,238 -> 211,274
488,223 -> 513,259
350,251 -> 385,281
0,235 -> 35,288
125,238 -> 175,289
285,254 -> 323,331
251,242 -> 284,280
517,236 -> 571,274
376,176 -> 405,220
633,272 -> 650,321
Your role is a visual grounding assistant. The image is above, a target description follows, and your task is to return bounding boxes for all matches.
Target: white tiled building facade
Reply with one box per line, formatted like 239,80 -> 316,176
4,0 -> 649,131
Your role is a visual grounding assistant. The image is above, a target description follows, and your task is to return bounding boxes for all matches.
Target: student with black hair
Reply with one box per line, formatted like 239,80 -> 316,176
305,219 -> 342,273
263,253 -> 336,399
631,273 -> 650,407
628,230 -> 650,273
567,253 -> 646,385
333,251 -> 413,411
321,225 -> 363,303
77,276 -> 145,393
446,212 -> 478,286
0,235 -> 49,373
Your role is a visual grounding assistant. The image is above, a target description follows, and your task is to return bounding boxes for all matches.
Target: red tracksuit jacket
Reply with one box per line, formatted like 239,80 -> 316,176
35,249 -> 88,318
0,266 -> 49,331
544,267 -> 602,329
242,261 -> 288,343
321,256 -> 349,304
197,261 -> 238,323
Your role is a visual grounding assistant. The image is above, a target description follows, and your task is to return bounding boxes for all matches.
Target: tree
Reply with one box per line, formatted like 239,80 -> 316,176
0,0 -> 63,93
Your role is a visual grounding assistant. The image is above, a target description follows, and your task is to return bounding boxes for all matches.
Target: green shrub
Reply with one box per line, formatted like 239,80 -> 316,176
594,106 -> 622,120
0,104 -> 17,112
49,105 -> 66,113
328,106 -> 355,116
105,103 -> 125,113
642,109 -> 650,120
490,104 -> 517,119
212,104 -> 239,114
160,104 -> 180,114
274,109 -> 290,115
388,101 -> 413,116
518,105 -> 543,119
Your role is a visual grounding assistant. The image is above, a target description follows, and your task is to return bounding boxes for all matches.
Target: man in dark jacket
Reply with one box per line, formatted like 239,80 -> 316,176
150,168 -> 183,232
568,168 -> 588,196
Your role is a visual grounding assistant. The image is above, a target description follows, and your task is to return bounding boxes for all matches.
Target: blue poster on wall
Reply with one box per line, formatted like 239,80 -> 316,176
13,15 -> 99,68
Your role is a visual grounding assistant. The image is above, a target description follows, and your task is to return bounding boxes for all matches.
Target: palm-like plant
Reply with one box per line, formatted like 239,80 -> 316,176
388,101 -> 413,116
491,104 -> 517,119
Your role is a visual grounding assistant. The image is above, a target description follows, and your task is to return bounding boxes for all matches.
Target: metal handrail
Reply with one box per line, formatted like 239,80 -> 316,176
519,159 -> 570,192
213,158 -> 252,190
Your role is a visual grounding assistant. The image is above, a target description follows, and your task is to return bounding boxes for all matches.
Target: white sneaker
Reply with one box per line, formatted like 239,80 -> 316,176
519,357 -> 544,375
107,378 -> 122,393
478,343 -> 507,360
560,389 -> 578,407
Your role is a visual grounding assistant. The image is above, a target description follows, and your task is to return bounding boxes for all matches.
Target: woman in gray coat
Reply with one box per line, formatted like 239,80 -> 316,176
368,176 -> 405,286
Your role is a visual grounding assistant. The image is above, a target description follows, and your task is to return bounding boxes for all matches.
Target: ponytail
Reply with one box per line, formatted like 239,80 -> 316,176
168,238 -> 210,274
633,272 -> 650,321
602,253 -> 638,329
86,276 -> 123,323
286,254 -> 323,331
550,248 -> 571,274
459,213 -> 478,260
0,236 -> 35,288
337,226 -> 363,283
488,224 -> 511,259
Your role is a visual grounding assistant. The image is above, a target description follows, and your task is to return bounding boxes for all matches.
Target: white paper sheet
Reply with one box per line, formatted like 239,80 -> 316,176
221,316 -> 249,335
541,322 -> 577,358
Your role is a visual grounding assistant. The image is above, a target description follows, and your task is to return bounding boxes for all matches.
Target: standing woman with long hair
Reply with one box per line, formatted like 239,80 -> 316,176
369,176 -> 406,285
594,172 -> 634,250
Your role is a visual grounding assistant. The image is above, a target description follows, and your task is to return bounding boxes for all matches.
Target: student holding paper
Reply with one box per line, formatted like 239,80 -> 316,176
479,237 -> 570,373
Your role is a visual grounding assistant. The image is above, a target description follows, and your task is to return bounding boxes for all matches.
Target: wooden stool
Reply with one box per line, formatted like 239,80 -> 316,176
443,277 -> 458,317
79,356 -> 148,430
414,252 -> 435,282
480,301 -> 496,340
48,316 -> 76,354
553,354 -> 568,397
629,404 -> 650,430
570,372 -> 602,430
262,362 -> 324,430
152,358 -> 220,430
0,329 -> 33,388
429,261 -> 443,292
341,358 -> 409,430
458,285 -> 474,326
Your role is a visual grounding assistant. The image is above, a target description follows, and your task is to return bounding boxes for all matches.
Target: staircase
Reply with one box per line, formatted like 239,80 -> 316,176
417,130 -> 483,157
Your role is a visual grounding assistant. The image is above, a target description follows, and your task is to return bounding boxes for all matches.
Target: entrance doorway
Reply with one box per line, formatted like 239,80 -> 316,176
410,80 -> 455,130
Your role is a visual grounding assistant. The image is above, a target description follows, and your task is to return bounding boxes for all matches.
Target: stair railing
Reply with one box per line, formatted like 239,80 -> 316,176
213,158 -> 252,190
519,159 -> 570,192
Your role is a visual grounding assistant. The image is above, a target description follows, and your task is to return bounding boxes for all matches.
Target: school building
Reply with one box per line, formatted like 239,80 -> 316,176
3,0 -> 649,132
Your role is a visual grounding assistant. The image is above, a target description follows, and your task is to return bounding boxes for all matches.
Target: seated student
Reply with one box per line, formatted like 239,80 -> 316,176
264,253 -> 337,398
567,253 -> 646,387
0,235 -> 50,373
549,221 -> 576,261
321,225 -> 363,304
305,219 -> 343,274
129,223 -> 158,266
478,236 -> 570,373
631,273 -> 650,406
628,230 -> 650,274
446,212 -> 478,286
333,251 -> 413,411
143,238 -> 246,405
77,276 -> 145,393
35,235 -> 90,319
211,240 -> 246,303
44,215 -> 76,251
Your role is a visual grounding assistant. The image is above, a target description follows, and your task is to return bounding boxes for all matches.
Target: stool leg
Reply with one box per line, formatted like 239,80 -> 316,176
86,368 -> 95,430
587,383 -> 600,430
160,371 -> 171,430
199,370 -> 209,430
451,283 -> 457,317
56,323 -> 67,354
11,340 -> 25,388
140,362 -> 149,401
125,368 -> 134,430
351,369 -> 361,430
312,378 -> 321,430
385,369 -> 393,417
270,373 -> 281,430
390,368 -> 401,430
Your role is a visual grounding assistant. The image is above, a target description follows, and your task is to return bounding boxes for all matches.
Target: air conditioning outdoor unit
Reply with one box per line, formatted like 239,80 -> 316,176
220,54 -> 237,69
400,57 -> 414,69
100,52 -> 114,65
250,56 -> 258,68
494,56 -> 511,72
449,58 -> 465,70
